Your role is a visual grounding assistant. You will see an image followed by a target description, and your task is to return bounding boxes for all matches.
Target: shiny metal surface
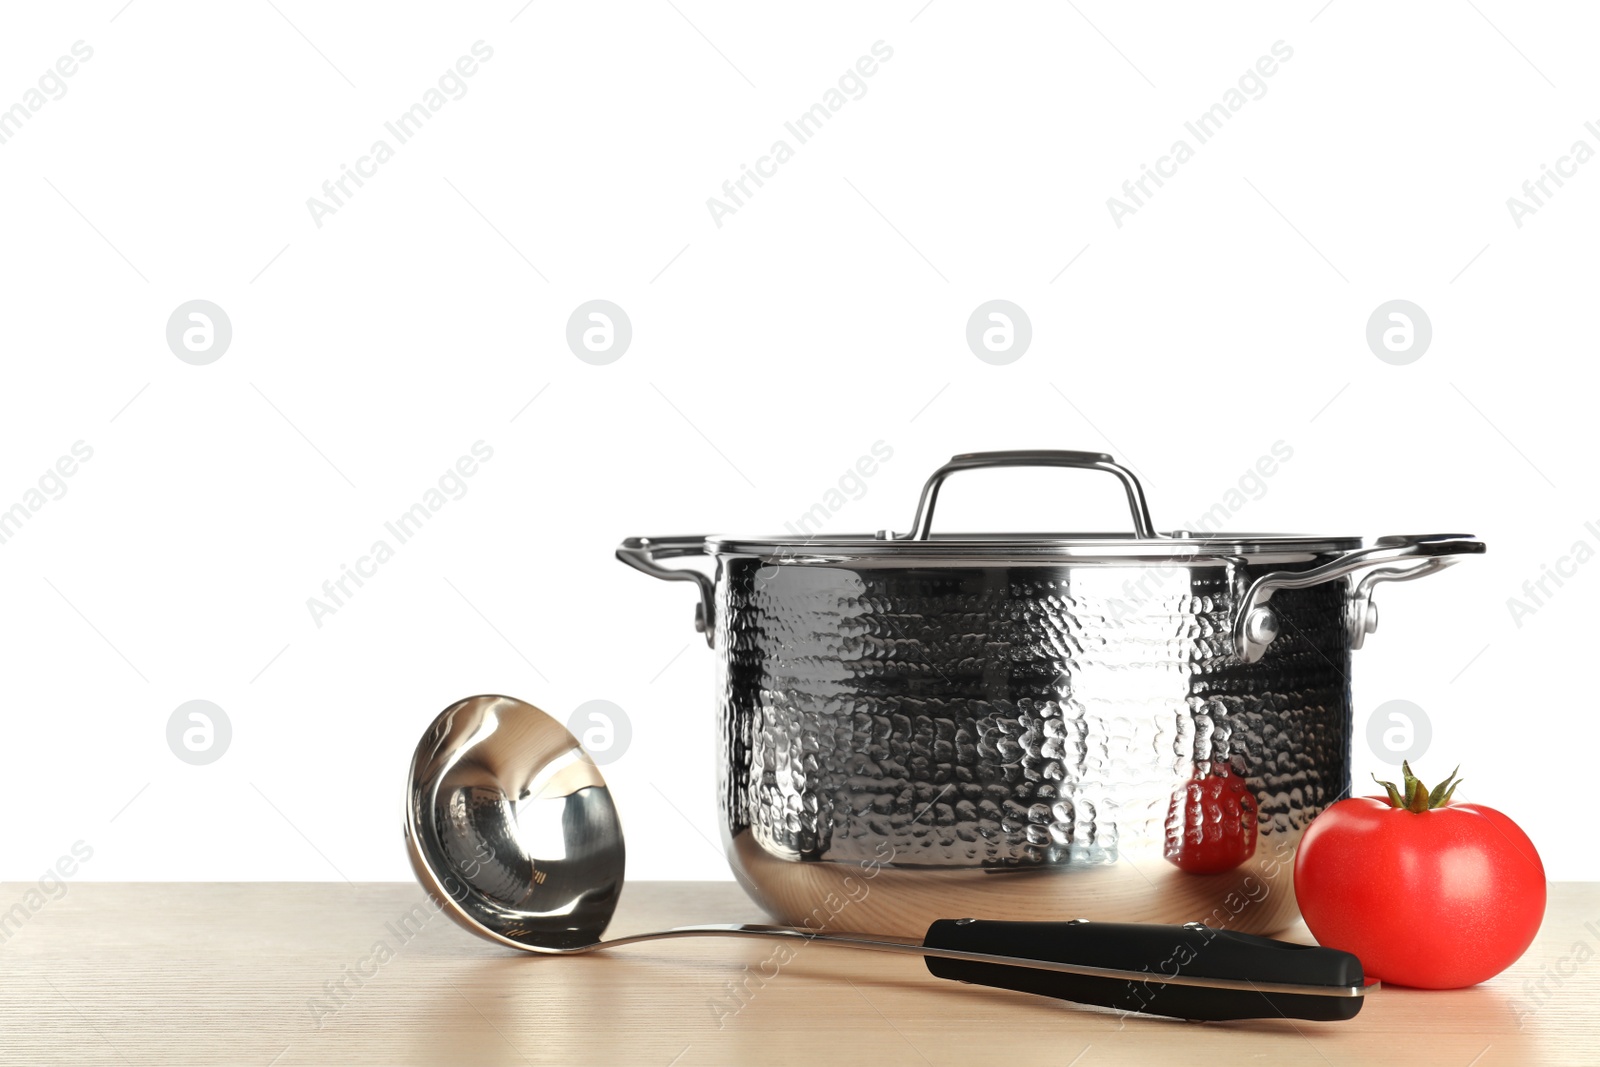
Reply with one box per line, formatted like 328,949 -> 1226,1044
618,453 -> 1483,937
405,694 -> 625,951
714,556 -> 1347,936
907,450 -> 1157,540
1233,534 -> 1482,661
616,536 -> 717,646
404,695 -> 1368,1001
707,533 -> 1368,556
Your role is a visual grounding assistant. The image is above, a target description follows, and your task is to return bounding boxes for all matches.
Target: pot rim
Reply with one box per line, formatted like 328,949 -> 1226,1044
706,452 -> 1369,561
705,531 -> 1365,562
616,447 -> 1484,654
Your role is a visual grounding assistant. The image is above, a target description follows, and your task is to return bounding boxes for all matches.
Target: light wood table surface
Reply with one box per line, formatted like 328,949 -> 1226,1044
2,881 -> 1596,1065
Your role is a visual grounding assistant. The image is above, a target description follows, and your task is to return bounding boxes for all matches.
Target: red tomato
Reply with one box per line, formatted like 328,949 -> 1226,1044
1294,765 -> 1546,989
1164,765 -> 1258,875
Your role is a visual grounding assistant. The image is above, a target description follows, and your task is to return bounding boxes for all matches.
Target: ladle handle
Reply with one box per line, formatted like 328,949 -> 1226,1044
922,918 -> 1365,1022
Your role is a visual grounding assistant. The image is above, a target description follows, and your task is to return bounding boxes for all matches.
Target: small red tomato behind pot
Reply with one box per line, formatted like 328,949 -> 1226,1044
1294,763 -> 1546,989
1165,763 -> 1258,875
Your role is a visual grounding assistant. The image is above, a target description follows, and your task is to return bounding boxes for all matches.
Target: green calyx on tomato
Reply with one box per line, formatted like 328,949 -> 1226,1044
1372,761 -> 1463,813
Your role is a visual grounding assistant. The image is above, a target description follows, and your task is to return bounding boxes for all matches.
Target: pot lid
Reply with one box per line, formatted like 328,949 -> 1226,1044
706,451 -> 1362,560
705,531 -> 1365,560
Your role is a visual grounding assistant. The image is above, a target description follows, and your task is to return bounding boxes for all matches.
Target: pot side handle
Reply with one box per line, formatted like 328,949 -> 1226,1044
617,536 -> 716,646
1233,533 -> 1485,663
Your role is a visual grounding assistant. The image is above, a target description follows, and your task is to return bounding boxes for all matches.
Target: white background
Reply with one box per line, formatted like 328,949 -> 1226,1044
1,1 -> 1594,885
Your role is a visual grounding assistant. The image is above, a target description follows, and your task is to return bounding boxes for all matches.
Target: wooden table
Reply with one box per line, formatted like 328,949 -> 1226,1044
2,881 -> 1595,1065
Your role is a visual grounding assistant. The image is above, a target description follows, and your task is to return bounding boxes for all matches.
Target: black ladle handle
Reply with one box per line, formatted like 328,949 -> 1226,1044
922,919 -> 1366,1022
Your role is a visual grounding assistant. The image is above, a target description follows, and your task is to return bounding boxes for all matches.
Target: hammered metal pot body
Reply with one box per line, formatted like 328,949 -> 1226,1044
714,553 -> 1351,938
618,451 -> 1482,939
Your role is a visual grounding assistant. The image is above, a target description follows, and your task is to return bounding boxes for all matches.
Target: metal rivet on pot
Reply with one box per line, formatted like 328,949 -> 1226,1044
1243,606 -> 1280,648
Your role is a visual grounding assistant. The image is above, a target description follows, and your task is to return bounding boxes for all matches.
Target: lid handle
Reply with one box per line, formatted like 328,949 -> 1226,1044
907,450 -> 1156,540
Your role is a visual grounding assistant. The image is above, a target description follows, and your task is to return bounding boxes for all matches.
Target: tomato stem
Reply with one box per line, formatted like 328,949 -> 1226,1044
1373,761 -> 1463,812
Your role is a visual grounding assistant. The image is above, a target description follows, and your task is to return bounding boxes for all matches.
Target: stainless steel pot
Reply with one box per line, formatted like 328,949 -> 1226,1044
618,451 -> 1482,936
